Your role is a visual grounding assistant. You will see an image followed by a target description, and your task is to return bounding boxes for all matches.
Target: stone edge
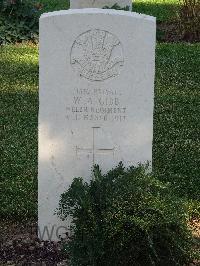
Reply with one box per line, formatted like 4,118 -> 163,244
40,8 -> 156,22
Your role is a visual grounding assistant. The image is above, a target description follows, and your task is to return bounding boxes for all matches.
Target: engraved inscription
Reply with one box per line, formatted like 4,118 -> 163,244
70,29 -> 124,81
76,127 -> 115,164
66,88 -> 127,122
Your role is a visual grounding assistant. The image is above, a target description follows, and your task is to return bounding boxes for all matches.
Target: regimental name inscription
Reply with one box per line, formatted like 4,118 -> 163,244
66,88 -> 127,122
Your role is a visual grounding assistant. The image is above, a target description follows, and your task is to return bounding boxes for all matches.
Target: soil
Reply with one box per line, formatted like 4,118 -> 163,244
0,218 -> 199,266
189,219 -> 200,266
0,220 -> 69,265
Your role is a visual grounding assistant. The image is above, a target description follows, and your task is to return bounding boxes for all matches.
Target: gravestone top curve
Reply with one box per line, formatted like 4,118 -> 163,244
40,9 -> 155,22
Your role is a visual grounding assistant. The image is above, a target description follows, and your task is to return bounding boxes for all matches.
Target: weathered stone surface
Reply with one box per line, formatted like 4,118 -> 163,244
39,9 -> 156,240
70,0 -> 132,10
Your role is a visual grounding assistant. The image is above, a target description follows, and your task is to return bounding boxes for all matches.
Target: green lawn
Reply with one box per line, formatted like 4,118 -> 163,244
0,44 -> 38,218
0,43 -> 199,219
154,44 -> 200,199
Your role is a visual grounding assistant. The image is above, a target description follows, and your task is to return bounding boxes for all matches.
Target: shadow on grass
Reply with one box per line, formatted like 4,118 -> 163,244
0,60 -> 38,89
1,90 -> 38,219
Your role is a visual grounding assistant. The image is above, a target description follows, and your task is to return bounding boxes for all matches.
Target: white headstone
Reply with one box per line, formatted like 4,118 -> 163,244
39,9 -> 156,241
70,0 -> 132,11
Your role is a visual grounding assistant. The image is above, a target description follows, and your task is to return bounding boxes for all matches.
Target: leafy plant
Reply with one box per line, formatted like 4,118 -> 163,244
103,3 -> 130,11
0,0 -> 41,44
156,28 -> 165,42
176,0 -> 200,42
58,163 -> 194,266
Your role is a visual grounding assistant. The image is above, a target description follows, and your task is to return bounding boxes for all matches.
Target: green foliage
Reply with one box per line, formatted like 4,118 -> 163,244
0,0 -> 40,44
176,0 -> 200,42
0,0 -> 71,44
38,0 -> 69,13
58,163 -> 194,266
103,3 -> 130,11
134,0 -> 178,22
156,28 -> 165,42
154,43 -> 200,200
187,200 -> 200,220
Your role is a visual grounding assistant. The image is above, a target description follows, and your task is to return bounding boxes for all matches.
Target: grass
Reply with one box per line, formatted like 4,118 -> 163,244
0,44 -> 38,218
0,43 -> 199,219
154,43 -> 200,200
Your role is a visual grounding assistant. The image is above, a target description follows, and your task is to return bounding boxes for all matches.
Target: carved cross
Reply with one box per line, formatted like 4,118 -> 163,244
76,127 -> 115,165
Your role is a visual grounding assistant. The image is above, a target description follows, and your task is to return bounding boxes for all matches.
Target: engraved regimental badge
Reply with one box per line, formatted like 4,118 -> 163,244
70,29 -> 124,81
